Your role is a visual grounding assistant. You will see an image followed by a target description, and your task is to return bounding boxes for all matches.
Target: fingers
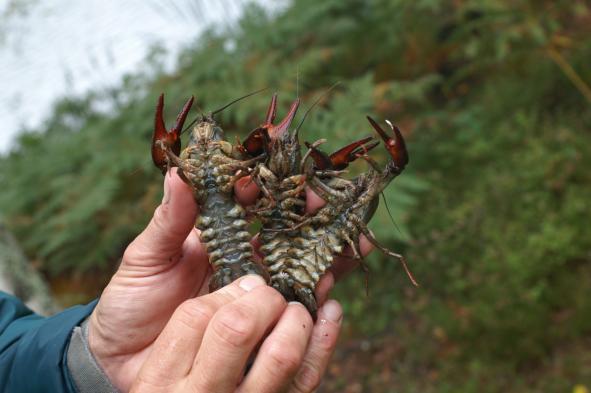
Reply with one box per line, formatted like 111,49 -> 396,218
235,176 -> 260,206
238,303 -> 314,393
124,169 -> 198,264
133,275 -> 267,389
235,176 -> 321,212
305,186 -> 325,214
315,273 -> 335,306
187,284 -> 287,392
289,300 -> 343,393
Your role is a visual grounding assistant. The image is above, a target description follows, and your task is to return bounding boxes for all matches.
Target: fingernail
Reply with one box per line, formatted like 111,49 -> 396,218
162,172 -> 171,204
320,300 -> 343,323
239,275 -> 266,291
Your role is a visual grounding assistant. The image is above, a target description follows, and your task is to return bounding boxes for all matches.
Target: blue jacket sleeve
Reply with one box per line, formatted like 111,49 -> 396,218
0,291 -> 97,392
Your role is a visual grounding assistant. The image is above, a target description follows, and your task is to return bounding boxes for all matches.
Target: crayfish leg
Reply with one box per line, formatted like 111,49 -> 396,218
354,217 -> 419,287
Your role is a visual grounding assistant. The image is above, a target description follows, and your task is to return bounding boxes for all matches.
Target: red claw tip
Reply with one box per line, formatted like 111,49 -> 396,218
173,96 -> 194,134
305,141 -> 333,170
241,127 -> 268,156
265,93 -> 278,125
151,94 -> 194,174
329,136 -> 377,170
270,98 -> 300,140
366,116 -> 408,169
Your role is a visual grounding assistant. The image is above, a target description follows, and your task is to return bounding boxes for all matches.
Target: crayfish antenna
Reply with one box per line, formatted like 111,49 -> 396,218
151,94 -> 194,174
366,116 -> 409,172
293,81 -> 341,138
211,87 -> 269,116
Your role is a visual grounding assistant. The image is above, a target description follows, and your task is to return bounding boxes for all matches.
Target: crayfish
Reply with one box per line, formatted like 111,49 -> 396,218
302,117 -> 418,287
150,91 -> 417,318
151,94 -> 269,291
251,103 -> 417,317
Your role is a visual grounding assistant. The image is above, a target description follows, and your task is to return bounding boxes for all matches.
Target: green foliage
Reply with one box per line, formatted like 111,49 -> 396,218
1,0 -> 591,391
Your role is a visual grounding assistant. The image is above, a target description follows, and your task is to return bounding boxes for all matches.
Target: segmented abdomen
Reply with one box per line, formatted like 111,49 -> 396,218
197,193 -> 257,289
257,176 -> 346,317
259,175 -> 367,317
265,225 -> 341,282
199,188 -> 250,257
183,146 -> 267,291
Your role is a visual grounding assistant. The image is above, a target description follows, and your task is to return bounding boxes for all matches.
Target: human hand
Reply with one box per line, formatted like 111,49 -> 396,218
129,274 -> 342,392
88,169 -> 371,391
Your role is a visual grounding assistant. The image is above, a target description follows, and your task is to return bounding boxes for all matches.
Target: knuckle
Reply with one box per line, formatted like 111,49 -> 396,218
176,299 -> 215,329
264,338 -> 303,376
293,363 -> 322,392
212,304 -> 257,347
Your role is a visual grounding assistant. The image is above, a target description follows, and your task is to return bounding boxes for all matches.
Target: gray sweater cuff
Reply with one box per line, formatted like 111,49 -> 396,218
67,318 -> 120,393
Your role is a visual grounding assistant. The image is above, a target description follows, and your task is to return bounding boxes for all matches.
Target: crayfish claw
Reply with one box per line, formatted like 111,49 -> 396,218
305,141 -> 334,170
152,94 -> 194,174
271,98 -> 300,139
241,94 -> 300,155
174,96 -> 194,133
241,127 -> 268,156
265,93 -> 278,125
329,136 -> 378,170
366,116 -> 409,170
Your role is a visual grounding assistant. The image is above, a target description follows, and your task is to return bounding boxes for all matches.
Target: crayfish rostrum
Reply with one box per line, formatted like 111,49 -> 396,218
151,91 -> 417,317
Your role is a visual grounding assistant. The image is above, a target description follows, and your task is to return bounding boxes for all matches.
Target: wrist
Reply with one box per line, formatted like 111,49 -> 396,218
67,317 -> 121,393
87,311 -> 132,392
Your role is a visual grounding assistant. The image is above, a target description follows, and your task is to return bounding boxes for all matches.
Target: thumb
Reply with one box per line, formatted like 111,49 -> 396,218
126,168 -> 198,262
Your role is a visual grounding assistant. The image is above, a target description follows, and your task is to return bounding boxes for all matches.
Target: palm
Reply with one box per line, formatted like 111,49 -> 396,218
90,228 -> 211,386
